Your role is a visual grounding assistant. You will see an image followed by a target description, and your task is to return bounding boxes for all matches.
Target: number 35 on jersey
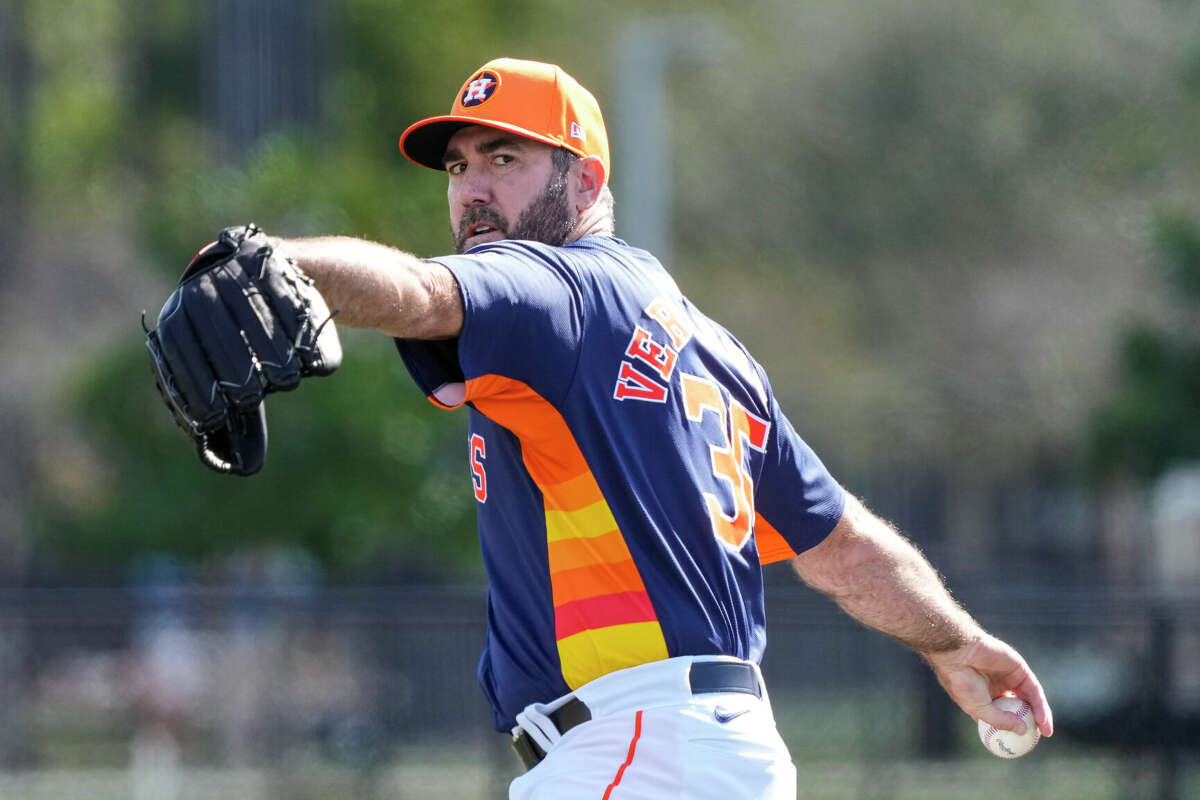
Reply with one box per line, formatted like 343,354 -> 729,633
613,297 -> 771,552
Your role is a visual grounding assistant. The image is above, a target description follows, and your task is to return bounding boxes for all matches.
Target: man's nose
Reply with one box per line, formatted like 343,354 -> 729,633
458,171 -> 492,205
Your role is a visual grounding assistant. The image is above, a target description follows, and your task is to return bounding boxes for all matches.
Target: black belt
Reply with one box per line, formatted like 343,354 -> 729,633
511,660 -> 762,771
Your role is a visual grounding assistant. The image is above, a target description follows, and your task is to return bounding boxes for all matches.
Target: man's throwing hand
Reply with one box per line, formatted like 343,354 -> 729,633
924,631 -> 1054,739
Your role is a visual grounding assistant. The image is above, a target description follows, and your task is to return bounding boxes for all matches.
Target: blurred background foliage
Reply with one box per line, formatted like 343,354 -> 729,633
1086,212 -> 1200,481
3,0 -> 1200,580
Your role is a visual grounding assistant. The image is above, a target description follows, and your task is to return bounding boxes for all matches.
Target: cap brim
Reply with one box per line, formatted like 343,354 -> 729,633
399,115 -> 577,171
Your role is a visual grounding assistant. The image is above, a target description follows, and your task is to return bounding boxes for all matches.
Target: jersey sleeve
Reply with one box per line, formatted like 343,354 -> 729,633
753,398 -> 846,564
395,244 -> 585,408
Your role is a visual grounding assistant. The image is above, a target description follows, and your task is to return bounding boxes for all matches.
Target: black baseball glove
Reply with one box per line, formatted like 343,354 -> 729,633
145,224 -> 341,476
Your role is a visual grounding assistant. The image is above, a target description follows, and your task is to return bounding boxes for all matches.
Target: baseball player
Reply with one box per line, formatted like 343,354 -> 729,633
149,58 -> 1052,798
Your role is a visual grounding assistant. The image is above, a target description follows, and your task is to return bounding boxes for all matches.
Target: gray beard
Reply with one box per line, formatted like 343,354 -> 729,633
452,168 -> 576,254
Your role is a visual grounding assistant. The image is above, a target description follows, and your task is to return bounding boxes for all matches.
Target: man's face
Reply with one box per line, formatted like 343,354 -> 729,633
444,126 -> 576,254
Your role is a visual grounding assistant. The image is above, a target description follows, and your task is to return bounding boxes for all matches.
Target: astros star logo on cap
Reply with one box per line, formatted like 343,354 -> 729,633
461,71 -> 500,107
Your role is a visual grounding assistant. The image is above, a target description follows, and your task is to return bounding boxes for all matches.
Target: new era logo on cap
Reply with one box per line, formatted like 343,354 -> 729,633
569,121 -> 586,142
461,71 -> 500,107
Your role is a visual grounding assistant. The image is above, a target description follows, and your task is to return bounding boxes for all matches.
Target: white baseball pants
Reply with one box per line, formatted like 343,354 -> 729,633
508,656 -> 797,800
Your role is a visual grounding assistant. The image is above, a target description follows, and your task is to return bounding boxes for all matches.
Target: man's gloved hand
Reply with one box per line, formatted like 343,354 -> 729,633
144,224 -> 341,475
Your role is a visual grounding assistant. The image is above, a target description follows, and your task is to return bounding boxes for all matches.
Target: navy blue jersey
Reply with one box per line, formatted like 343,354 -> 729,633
396,236 -> 844,730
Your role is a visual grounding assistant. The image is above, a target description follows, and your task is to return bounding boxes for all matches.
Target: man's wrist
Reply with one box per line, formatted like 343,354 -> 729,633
917,624 -> 982,662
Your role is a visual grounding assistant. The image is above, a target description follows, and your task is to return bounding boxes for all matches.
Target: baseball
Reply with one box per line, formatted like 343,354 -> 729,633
977,694 -> 1040,758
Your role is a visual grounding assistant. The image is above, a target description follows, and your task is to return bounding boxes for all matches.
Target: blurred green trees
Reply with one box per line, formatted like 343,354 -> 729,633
16,0 -> 1200,576
1087,213 -> 1200,480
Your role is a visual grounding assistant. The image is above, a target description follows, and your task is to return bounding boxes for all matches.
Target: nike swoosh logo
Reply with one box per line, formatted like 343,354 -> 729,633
713,707 -> 751,724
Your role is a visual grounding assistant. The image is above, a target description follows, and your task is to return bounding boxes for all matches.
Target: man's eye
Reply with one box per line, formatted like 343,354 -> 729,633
493,154 -> 514,166
447,162 -> 466,175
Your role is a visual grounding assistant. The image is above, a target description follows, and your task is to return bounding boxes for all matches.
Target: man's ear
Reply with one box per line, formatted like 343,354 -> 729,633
571,156 -> 607,213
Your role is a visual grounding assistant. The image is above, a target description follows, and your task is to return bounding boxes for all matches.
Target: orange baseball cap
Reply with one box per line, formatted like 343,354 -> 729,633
399,58 -> 610,183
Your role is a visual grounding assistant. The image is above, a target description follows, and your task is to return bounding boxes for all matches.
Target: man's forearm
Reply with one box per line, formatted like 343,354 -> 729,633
274,236 -> 463,339
793,495 -> 1053,735
791,493 -> 979,656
